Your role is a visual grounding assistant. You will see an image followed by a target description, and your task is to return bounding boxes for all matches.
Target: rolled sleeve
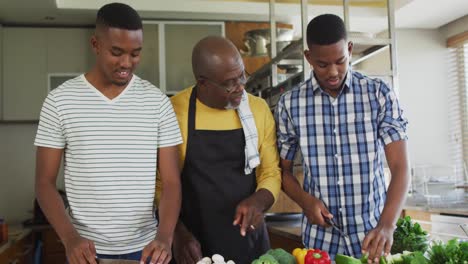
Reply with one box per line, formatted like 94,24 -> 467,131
378,82 -> 408,145
274,94 -> 298,160
255,100 -> 281,203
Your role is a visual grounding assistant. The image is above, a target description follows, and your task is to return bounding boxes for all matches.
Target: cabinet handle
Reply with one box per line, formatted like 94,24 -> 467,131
18,245 -> 33,256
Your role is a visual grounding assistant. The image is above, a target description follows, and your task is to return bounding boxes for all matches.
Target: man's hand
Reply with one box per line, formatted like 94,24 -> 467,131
361,224 -> 395,264
63,235 -> 97,264
302,195 -> 333,227
141,238 -> 173,264
233,189 -> 273,236
173,228 -> 202,264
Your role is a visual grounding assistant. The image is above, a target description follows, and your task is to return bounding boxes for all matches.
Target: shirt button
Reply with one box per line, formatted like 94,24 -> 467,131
339,208 -> 343,212
335,154 -> 339,158
333,128 -> 337,133
337,181 -> 341,185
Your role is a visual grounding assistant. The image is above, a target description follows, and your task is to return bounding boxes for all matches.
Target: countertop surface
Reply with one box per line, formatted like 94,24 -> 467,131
404,197 -> 468,216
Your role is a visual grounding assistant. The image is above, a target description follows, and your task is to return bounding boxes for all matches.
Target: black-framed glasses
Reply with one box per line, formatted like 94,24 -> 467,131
200,71 -> 249,93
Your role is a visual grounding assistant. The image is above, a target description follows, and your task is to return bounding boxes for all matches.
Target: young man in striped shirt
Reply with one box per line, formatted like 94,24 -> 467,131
275,14 -> 410,263
34,3 -> 182,264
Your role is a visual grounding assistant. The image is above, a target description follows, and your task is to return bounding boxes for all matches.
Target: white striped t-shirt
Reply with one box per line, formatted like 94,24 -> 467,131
34,74 -> 182,254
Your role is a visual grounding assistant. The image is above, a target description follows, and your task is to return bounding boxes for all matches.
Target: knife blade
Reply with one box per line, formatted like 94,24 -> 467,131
324,216 -> 349,238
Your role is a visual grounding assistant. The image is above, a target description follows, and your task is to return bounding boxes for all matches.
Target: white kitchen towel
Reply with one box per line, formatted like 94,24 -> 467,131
237,90 -> 260,174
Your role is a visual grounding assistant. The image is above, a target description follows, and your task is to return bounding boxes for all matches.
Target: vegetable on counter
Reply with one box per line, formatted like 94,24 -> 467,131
196,254 -> 235,264
292,248 -> 309,264
334,254 -> 362,264
252,248 -> 296,264
291,248 -> 330,264
304,249 -> 331,264
426,238 -> 468,264
251,253 -> 280,264
391,216 -> 429,254
266,248 -> 296,264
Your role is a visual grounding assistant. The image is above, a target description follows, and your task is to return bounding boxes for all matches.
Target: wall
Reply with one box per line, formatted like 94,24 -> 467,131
357,29 -> 450,170
440,14 -> 468,39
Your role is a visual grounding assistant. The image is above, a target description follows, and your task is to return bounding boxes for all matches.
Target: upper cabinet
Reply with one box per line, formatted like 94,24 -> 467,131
1,27 -> 93,121
2,27 -> 48,121
135,24 -> 160,88
163,23 -> 224,94
46,28 -> 94,73
0,22 -> 223,121
0,25 -> 3,120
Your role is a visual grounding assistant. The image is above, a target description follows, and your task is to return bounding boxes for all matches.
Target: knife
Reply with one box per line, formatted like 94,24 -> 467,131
324,216 -> 349,238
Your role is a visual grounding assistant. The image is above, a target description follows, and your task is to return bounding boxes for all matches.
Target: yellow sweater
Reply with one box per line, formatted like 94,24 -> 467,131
156,87 -> 281,204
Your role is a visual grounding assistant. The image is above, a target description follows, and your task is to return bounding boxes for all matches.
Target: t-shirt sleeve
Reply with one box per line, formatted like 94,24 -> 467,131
34,93 -> 65,149
158,94 -> 183,148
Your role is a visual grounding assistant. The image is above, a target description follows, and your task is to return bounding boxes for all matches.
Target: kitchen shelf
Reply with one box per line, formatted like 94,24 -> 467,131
246,0 -> 398,106
246,37 -> 394,96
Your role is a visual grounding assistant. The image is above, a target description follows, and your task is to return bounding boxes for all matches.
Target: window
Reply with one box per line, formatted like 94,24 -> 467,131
447,42 -> 468,182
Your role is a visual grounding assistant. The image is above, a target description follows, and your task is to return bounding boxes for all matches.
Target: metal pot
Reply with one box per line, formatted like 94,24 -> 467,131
243,28 -> 294,56
243,34 -> 269,56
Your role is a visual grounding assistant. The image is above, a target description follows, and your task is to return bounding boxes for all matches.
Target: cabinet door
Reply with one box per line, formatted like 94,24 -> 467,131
46,28 -> 94,74
164,23 -> 223,94
0,25 -> 3,119
135,24 -> 160,88
2,27 -> 47,120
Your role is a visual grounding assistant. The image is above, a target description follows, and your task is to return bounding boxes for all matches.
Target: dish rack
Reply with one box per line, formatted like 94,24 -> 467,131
411,165 -> 465,207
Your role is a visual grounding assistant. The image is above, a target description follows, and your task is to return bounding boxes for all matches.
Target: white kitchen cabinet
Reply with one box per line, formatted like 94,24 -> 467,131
2,27 -> 48,121
46,28 -> 94,74
2,27 -> 93,121
0,25 -> 3,120
163,23 -> 223,94
135,23 -> 160,87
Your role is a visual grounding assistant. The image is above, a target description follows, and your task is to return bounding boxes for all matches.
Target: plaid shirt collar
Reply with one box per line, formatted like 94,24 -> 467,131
310,68 -> 353,96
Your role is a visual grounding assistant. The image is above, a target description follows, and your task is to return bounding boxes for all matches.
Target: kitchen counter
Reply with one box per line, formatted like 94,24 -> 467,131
266,215 -> 303,252
266,198 -> 468,248
404,197 -> 468,216
267,219 -> 301,242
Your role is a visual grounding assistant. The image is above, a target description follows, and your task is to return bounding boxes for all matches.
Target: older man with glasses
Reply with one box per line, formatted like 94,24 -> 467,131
158,36 -> 281,263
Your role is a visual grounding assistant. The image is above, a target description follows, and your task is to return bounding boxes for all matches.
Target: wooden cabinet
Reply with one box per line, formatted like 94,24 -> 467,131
402,209 -> 432,232
0,231 -> 33,264
225,21 -> 293,74
1,27 -> 93,121
268,166 -> 303,214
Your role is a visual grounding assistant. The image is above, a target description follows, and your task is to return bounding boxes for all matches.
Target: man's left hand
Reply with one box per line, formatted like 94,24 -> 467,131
361,224 -> 395,264
140,238 -> 172,264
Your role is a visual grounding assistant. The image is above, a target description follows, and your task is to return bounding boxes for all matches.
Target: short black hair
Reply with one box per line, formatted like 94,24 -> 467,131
96,3 -> 142,30
306,14 -> 347,47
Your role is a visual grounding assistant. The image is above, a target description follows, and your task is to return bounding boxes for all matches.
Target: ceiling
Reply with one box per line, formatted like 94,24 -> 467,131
0,0 -> 466,34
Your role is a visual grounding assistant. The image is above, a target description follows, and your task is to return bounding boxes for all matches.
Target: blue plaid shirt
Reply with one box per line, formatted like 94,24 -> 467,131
275,70 -> 408,259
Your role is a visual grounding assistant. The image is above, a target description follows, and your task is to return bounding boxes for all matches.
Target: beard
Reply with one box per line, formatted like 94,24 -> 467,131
224,101 -> 239,110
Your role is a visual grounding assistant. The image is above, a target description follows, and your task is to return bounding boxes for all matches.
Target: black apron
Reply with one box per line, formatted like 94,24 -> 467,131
180,88 -> 270,263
